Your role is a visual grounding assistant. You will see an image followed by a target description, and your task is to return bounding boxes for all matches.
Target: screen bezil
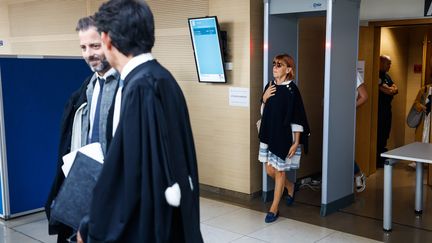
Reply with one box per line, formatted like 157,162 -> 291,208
189,17 -> 226,83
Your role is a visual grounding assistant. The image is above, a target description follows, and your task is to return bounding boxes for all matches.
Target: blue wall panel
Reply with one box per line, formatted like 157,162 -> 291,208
0,57 -> 91,215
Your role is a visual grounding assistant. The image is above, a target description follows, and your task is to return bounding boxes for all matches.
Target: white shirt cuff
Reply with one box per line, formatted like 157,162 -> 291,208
291,123 -> 303,132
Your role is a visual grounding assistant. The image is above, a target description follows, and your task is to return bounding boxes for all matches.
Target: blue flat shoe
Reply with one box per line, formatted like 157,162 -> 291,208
286,191 -> 295,206
265,211 -> 279,223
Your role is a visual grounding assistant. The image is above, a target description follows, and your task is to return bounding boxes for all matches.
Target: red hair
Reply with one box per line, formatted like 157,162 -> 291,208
273,54 -> 295,80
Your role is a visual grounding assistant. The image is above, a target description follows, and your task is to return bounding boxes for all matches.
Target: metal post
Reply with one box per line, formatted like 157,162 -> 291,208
262,0 -> 270,202
383,159 -> 393,232
0,68 -> 10,218
415,161 -> 423,214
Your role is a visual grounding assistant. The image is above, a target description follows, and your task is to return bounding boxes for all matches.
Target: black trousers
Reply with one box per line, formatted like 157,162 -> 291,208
377,108 -> 392,166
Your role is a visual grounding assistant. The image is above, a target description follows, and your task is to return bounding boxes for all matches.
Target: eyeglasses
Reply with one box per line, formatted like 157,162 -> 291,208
272,61 -> 286,68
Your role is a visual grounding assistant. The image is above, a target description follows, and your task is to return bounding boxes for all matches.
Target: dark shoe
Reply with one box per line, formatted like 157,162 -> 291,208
286,191 -> 296,206
265,211 -> 279,223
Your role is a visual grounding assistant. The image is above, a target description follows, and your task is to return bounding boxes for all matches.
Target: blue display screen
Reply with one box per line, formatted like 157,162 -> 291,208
189,17 -> 226,83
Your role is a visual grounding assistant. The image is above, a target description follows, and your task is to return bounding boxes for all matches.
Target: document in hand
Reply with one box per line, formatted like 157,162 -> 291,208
62,142 -> 104,177
50,151 -> 103,230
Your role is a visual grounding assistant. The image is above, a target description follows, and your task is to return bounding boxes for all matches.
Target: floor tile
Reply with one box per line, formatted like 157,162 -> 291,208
341,163 -> 432,230
248,218 -> 335,243
230,236 -> 269,243
200,223 -> 242,243
204,208 -> 272,235
0,225 -> 18,238
200,197 -> 242,222
0,226 -> 41,243
0,193 -> 428,243
0,212 -> 46,228
13,219 -> 56,243
316,231 -> 382,243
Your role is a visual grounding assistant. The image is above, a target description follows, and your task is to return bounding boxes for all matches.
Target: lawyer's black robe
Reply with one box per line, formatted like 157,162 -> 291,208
45,76 -> 91,241
86,60 -> 203,243
46,76 -> 118,243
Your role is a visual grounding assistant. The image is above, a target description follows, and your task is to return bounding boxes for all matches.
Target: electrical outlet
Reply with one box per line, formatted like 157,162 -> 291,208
225,62 -> 233,70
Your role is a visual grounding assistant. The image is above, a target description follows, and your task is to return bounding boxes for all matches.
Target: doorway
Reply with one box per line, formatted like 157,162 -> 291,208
357,20 -> 432,176
344,19 -> 432,231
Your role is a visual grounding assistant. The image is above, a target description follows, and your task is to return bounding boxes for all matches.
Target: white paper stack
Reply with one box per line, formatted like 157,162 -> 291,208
62,142 -> 104,177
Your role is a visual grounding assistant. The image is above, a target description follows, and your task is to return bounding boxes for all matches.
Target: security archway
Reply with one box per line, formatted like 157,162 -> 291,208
262,0 -> 361,215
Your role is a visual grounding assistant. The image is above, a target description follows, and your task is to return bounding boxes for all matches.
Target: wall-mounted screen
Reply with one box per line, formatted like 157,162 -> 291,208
188,16 -> 227,83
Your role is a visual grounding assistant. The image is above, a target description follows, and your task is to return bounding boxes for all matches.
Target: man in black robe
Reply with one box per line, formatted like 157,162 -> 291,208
46,76 -> 89,243
46,16 -> 119,243
78,0 -> 202,242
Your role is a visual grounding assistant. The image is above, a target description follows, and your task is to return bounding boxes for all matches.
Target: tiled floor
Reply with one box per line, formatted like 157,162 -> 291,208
0,212 -> 56,243
0,197 -> 379,243
199,163 -> 432,243
199,197 -> 380,243
2,163 -> 431,243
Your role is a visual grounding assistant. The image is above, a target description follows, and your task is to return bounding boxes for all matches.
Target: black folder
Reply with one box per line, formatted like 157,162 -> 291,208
50,151 -> 103,230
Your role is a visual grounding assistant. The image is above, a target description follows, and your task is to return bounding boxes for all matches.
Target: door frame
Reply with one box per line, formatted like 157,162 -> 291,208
364,18 -> 432,175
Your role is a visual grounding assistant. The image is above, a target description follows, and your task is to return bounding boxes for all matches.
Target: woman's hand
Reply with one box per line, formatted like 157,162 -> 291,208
415,103 -> 427,112
288,143 -> 299,158
263,83 -> 276,103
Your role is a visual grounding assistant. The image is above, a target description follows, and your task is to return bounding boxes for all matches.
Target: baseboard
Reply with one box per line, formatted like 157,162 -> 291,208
262,190 -> 274,202
199,184 -> 261,201
320,193 -> 355,216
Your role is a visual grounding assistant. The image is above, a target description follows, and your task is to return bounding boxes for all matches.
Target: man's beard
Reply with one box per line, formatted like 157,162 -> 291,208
87,56 -> 110,73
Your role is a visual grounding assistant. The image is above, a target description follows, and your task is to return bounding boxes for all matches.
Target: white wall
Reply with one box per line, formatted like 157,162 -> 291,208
360,0 -> 426,21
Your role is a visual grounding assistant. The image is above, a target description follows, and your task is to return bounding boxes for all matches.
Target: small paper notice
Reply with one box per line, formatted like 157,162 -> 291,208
229,87 -> 249,107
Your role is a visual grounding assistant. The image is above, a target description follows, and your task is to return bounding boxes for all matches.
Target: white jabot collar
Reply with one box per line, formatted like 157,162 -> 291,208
121,53 -> 154,81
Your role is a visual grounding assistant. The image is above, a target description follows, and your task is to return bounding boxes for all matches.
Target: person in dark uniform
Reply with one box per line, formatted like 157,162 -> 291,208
377,55 -> 398,167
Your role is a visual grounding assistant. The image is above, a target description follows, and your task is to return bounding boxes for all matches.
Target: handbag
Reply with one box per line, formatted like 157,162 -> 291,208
406,104 -> 423,128
285,144 -> 302,168
256,103 -> 265,132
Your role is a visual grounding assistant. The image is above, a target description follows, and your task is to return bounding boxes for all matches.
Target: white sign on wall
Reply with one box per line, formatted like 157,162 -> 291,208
229,87 -> 249,107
